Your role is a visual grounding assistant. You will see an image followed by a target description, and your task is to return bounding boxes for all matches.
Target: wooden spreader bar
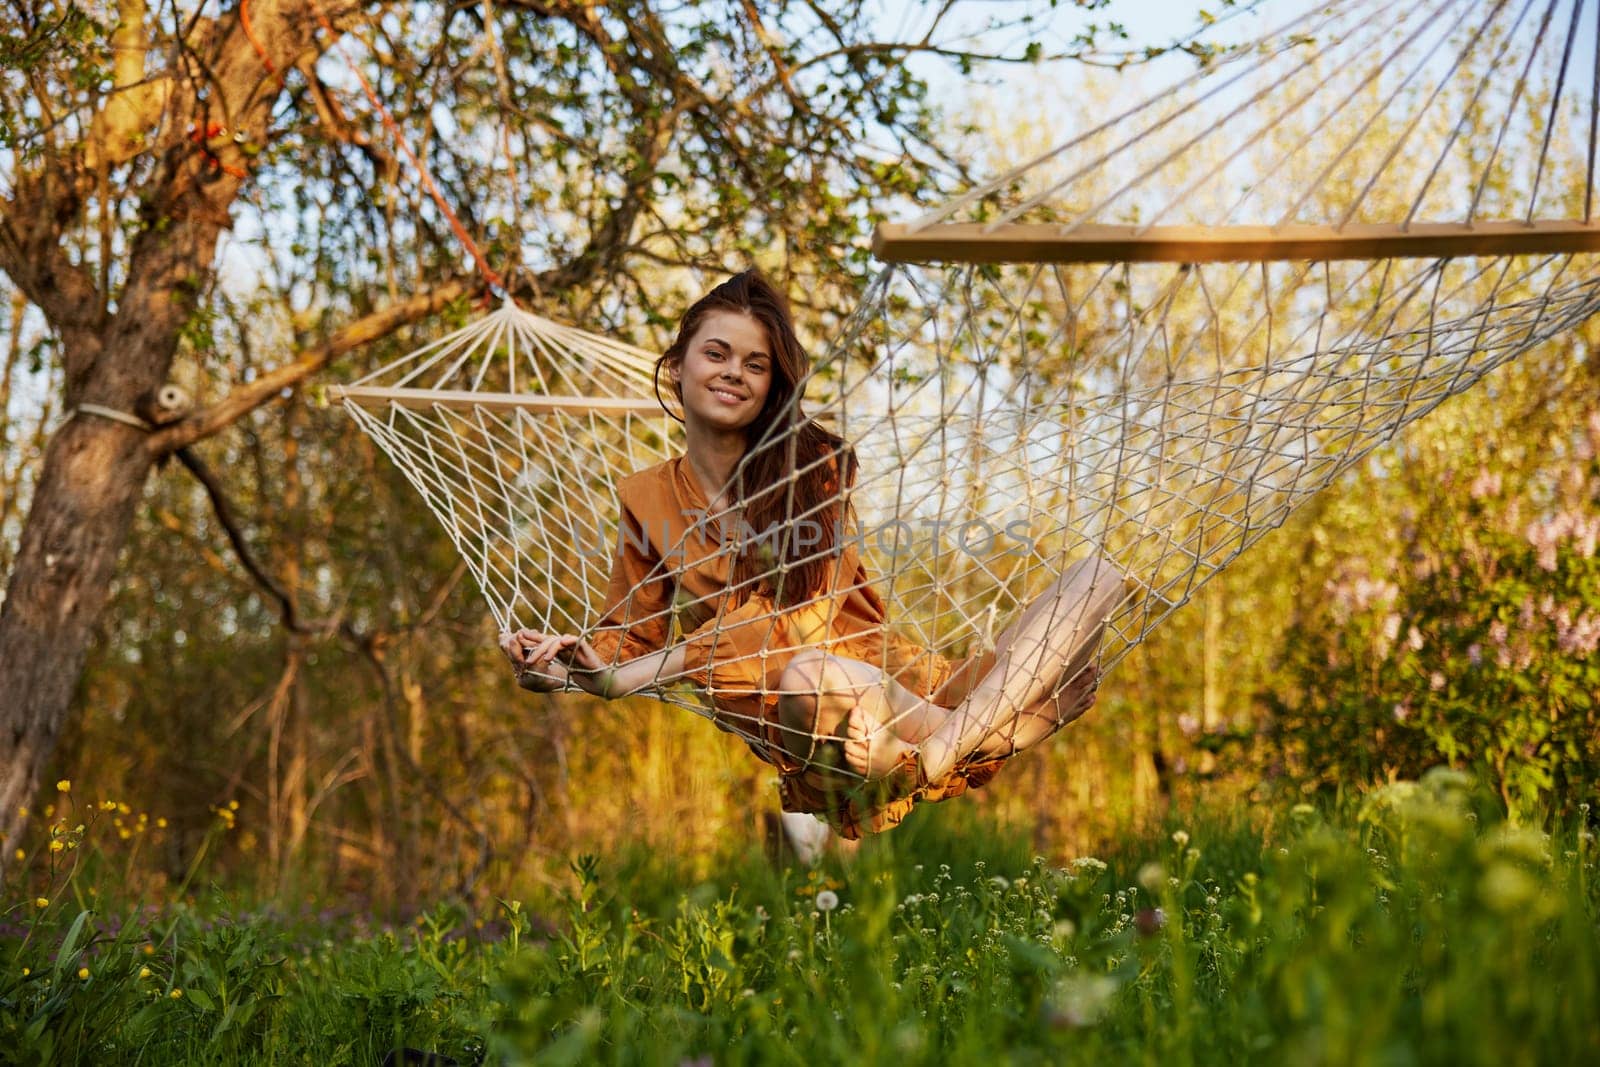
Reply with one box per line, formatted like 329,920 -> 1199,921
872,219 -> 1600,264
334,385 -> 665,414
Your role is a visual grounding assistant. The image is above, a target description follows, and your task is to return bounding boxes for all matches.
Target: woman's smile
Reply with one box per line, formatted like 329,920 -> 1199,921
673,309 -> 774,430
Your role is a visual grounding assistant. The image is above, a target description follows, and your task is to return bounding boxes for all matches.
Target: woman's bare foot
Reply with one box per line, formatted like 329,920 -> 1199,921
1053,664 -> 1100,725
843,703 -> 917,779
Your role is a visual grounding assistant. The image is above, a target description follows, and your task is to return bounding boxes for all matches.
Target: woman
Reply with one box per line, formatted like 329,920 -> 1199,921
501,270 -> 1120,838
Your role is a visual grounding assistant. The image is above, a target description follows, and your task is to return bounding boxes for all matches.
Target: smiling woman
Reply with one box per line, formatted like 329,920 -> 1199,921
498,270 -> 1114,840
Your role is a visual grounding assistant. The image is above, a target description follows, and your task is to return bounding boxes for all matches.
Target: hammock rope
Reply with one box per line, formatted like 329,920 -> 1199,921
337,0 -> 1600,803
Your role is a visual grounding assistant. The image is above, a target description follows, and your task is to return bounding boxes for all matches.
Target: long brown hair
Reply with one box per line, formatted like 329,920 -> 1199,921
655,269 -> 856,609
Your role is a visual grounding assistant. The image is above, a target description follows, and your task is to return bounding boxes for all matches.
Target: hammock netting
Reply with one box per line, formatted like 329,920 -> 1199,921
339,0 -> 1600,787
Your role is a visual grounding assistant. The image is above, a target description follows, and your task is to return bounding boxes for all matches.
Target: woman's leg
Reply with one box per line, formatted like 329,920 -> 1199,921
776,650 -> 945,779
966,661 -> 1100,761
916,555 -> 1126,783
774,553 -> 1123,783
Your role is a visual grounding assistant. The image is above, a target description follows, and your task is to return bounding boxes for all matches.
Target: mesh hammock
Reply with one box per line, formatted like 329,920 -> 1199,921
339,0 -> 1600,795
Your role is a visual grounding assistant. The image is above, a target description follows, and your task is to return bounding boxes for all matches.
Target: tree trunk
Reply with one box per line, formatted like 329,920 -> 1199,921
0,412 -> 155,859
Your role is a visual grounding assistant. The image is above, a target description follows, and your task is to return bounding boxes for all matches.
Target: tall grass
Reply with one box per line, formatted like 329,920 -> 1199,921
3,770 -> 1595,1064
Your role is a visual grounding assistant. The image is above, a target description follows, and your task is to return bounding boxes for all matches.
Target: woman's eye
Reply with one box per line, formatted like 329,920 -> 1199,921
746,361 -> 768,375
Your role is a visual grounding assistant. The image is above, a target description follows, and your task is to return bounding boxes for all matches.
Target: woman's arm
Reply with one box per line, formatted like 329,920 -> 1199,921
562,638 -> 689,698
502,628 -> 689,698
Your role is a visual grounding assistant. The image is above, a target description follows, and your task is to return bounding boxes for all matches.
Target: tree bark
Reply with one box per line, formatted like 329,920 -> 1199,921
0,411 -> 154,857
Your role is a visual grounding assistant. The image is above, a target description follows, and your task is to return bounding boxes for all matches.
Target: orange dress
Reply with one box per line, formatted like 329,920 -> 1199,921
586,456 -> 1009,838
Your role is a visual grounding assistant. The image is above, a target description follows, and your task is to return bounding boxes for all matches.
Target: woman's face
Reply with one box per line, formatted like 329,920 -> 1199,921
672,309 -> 775,434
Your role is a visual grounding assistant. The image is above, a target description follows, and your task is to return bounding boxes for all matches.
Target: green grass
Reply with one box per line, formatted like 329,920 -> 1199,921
4,770 -> 1597,1065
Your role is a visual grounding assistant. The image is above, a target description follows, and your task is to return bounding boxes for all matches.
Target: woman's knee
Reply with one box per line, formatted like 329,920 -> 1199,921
779,650 -> 863,696
778,649 -> 829,694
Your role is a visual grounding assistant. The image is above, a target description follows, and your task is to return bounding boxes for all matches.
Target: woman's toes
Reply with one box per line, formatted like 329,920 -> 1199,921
842,704 -> 907,779
842,704 -> 875,776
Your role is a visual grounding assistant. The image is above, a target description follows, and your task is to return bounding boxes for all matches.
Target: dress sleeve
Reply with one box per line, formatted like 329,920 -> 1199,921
587,494 -> 673,664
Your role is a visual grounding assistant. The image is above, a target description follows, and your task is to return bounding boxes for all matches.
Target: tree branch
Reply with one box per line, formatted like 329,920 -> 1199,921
174,444 -> 306,630
0,184 -> 108,348
147,278 -> 473,454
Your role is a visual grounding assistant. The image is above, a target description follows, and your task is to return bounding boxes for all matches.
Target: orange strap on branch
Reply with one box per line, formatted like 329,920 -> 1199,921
305,0 -> 506,293
239,0 -> 277,74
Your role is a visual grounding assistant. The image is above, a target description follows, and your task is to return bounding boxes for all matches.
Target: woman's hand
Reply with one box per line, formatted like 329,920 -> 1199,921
500,629 -> 578,692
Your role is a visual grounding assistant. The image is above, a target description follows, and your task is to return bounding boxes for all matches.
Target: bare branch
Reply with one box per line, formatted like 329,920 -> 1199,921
147,278 -> 473,454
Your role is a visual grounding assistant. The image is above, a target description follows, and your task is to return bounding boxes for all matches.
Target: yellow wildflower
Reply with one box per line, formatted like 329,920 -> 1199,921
56,780 -> 70,793
169,988 -> 183,999
99,800 -> 116,812
21,968 -> 29,977
77,967 -> 89,980
142,944 -> 154,956
227,800 -> 239,811
49,840 -> 64,853
156,818 -> 168,829
139,967 -> 152,979
13,848 -> 24,861
34,897 -> 48,909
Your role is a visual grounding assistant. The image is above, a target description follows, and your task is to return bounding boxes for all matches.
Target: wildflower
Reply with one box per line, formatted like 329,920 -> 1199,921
989,875 -> 1010,891
1171,830 -> 1190,848
99,800 -> 116,812
1480,863 -> 1539,913
34,897 -> 48,909
139,967 -> 152,979
142,944 -> 155,956
1043,973 -> 1120,1029
815,890 -> 839,912
1291,803 -> 1316,817
156,818 -> 167,829
1136,862 -> 1166,894
78,967 -> 89,980
49,840 -> 64,853
1469,469 -> 1500,499
55,780 -> 70,793
21,968 -> 29,977
170,988 -> 184,999
1135,907 -> 1167,936
1052,918 -> 1076,941
12,848 -> 22,861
